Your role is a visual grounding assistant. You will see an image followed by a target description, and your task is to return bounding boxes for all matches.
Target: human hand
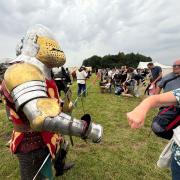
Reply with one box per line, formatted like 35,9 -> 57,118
127,109 -> 146,129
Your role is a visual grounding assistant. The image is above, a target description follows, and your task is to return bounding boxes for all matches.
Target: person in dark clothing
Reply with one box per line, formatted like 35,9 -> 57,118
120,66 -> 127,84
147,63 -> 162,86
65,67 -> 72,84
147,63 -> 162,95
52,67 -> 70,95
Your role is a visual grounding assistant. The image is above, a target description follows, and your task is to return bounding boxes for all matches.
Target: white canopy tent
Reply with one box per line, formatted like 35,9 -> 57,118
137,61 -> 172,76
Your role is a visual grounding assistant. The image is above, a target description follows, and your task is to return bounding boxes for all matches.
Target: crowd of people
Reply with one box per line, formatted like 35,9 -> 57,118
97,61 -> 180,180
0,23 -> 180,180
98,66 -> 148,97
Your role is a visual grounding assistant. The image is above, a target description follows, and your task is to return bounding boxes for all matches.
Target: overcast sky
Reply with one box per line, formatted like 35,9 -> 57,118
0,0 -> 179,66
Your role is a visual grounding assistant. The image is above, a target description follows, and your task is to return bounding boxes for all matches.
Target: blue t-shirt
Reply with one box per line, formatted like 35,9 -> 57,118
151,66 -> 162,82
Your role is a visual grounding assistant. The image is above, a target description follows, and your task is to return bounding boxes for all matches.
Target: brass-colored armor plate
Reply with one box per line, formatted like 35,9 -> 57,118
31,98 -> 60,129
36,36 -> 66,68
4,63 -> 44,91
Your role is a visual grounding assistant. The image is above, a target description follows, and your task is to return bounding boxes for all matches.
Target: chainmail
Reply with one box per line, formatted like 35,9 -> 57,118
16,147 -> 51,180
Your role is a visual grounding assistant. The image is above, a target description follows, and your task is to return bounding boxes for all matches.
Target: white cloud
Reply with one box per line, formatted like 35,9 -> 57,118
0,0 -> 180,66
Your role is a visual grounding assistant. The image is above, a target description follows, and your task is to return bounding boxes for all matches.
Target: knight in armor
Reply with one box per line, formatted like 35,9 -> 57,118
51,66 -> 70,95
1,24 -> 103,180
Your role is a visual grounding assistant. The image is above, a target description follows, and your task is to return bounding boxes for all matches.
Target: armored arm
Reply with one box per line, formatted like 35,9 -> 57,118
4,63 -> 103,143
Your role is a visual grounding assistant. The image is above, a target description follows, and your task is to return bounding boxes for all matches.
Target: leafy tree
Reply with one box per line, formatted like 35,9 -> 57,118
82,52 -> 152,69
83,55 -> 102,69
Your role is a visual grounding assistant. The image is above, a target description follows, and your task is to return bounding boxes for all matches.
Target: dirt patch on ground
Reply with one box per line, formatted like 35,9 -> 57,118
75,143 -> 88,148
1,131 -> 11,141
132,142 -> 146,150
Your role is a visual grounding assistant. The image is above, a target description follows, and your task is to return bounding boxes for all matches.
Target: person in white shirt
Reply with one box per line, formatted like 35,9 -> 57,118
76,66 -> 87,96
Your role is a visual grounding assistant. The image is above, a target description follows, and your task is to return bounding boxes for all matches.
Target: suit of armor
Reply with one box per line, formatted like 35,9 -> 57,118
2,24 -> 103,179
51,66 -> 70,95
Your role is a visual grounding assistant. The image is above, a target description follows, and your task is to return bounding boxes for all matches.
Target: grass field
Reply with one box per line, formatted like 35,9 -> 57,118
0,75 -> 171,180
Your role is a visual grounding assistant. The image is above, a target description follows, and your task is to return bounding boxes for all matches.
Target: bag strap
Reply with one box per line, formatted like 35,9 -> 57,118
163,74 -> 180,88
159,105 -> 175,115
166,115 -> 180,131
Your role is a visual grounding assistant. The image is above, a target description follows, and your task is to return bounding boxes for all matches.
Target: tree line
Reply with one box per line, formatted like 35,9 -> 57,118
82,52 -> 152,69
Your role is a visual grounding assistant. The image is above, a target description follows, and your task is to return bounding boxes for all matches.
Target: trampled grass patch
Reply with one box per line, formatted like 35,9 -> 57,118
0,76 -> 171,179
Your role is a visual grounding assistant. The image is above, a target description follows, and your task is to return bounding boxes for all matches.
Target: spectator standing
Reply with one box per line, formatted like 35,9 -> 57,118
120,66 -> 127,84
147,62 -> 162,95
65,67 -> 72,85
76,66 -> 87,96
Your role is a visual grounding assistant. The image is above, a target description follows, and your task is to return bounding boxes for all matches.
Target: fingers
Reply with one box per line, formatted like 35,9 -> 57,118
127,112 -> 143,129
130,121 -> 143,129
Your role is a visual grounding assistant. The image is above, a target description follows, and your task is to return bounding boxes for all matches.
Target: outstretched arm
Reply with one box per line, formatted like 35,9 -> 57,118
127,91 -> 177,129
4,63 -> 103,143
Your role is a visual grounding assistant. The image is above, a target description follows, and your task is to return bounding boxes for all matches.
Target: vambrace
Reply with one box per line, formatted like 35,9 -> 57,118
43,113 -> 103,143
11,80 -> 103,143
23,100 -> 103,143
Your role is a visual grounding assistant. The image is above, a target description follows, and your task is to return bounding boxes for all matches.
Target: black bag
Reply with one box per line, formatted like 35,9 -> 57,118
151,105 -> 180,139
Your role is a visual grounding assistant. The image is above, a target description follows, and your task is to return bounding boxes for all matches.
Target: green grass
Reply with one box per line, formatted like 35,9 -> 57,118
0,75 -> 171,180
